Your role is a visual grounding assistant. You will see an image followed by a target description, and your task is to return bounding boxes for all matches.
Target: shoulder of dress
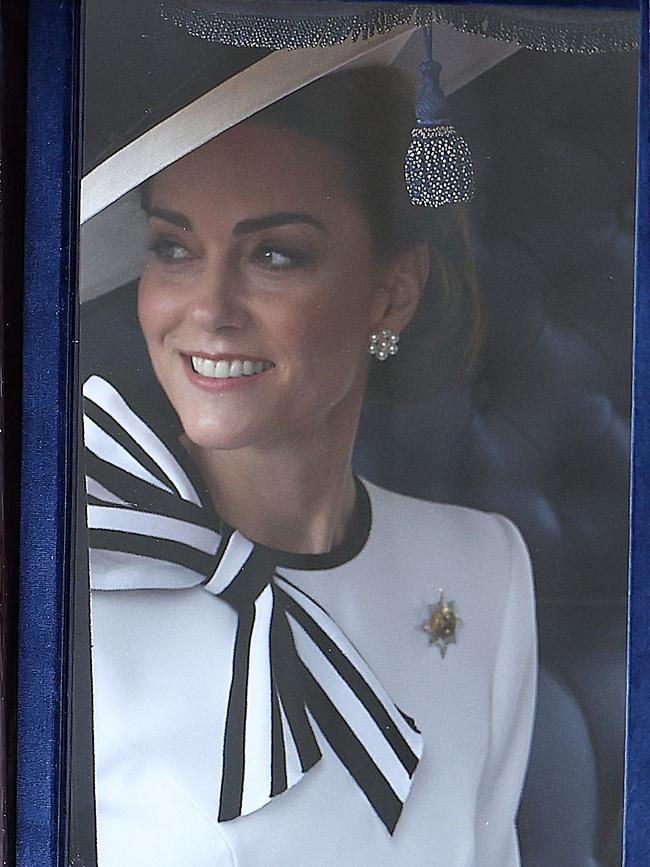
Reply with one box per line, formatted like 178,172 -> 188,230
362,477 -> 506,535
361,478 -> 533,586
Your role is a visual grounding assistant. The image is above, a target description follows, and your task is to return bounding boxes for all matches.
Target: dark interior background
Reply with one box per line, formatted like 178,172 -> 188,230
355,45 -> 637,867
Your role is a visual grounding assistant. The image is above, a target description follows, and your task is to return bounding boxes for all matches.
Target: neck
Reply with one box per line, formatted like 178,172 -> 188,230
183,407 -> 362,554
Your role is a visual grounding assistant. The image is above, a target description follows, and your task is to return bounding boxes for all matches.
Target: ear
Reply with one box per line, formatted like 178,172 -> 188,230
372,244 -> 429,335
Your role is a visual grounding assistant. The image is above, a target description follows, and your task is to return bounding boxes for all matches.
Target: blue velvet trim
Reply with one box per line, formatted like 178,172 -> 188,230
625,0 -> 650,862
16,1 -> 80,865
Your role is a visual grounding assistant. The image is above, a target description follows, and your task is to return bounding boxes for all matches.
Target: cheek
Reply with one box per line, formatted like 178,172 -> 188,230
278,301 -> 368,364
294,257 -> 381,350
137,277 -> 178,343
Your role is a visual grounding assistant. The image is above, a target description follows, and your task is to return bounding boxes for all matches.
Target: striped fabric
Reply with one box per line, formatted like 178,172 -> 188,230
83,374 -> 423,833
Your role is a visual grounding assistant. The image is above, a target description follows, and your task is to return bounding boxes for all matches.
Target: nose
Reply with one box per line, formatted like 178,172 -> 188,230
187,257 -> 250,332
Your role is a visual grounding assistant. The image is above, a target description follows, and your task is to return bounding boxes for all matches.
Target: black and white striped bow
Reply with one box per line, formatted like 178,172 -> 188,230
83,374 -> 423,833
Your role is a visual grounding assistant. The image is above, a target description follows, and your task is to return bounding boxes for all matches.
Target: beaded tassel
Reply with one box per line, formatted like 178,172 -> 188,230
404,25 -> 475,208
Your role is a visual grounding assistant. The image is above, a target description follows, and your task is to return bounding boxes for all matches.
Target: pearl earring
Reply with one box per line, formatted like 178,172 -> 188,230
369,329 -> 399,361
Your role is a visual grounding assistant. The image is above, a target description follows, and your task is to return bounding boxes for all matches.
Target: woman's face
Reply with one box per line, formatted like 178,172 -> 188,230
138,122 -> 422,451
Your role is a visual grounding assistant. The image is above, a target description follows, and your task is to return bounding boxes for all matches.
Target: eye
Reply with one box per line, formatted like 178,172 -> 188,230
148,237 -> 193,263
260,249 -> 293,268
252,244 -> 315,270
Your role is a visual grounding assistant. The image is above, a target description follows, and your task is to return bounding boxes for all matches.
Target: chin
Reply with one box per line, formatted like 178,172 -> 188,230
182,426 -> 246,452
179,415 -> 263,452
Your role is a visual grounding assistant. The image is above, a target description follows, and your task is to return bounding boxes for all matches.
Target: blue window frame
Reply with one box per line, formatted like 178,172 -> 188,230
16,1 -> 649,865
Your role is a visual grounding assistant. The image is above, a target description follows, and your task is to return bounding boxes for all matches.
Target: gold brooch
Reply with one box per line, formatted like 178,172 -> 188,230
423,591 -> 462,658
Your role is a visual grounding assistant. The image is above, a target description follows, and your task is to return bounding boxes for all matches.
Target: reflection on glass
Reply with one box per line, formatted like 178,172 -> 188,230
71,4 -> 640,866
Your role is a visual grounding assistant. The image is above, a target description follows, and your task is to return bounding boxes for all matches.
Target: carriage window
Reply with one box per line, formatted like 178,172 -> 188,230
71,3 -> 640,865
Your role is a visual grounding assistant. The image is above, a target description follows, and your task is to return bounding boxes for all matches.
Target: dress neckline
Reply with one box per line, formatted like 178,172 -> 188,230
262,475 -> 372,572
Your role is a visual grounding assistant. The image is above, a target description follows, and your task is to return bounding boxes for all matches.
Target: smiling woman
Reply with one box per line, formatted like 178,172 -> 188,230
77,11 -> 536,867
137,120 -> 427,550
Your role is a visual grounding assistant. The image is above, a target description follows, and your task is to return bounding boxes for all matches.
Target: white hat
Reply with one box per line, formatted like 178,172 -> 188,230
80,1 -> 637,301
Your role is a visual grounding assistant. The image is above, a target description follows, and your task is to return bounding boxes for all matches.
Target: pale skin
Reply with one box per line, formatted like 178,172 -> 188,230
138,122 -> 429,553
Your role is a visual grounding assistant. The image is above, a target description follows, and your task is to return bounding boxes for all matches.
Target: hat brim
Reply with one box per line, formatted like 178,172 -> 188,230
81,26 -> 415,224
79,23 -> 519,301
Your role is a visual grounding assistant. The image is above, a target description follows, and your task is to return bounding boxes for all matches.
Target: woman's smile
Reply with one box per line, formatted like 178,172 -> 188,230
183,352 -> 275,391
137,122 -> 405,451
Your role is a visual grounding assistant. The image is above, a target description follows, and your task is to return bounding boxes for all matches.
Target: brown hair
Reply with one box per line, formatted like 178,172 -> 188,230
141,66 -> 483,402
253,65 -> 483,403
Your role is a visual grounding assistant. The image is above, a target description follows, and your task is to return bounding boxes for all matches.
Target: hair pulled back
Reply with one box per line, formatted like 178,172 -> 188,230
254,66 -> 483,403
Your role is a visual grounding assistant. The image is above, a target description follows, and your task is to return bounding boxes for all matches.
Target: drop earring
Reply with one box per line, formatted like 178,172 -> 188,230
369,329 -> 399,361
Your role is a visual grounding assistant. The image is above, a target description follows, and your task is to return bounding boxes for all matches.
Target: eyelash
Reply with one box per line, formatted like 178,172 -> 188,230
148,236 -> 316,270
148,237 -> 192,263
251,243 -> 315,270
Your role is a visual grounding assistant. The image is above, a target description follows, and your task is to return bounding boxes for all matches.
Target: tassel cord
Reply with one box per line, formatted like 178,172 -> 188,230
415,24 -> 448,128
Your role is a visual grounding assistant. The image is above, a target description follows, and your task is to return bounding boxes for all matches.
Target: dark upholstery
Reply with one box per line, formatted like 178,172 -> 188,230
354,48 -> 637,867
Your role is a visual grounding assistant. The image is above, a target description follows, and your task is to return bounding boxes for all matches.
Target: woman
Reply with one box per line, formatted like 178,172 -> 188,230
82,66 -> 537,867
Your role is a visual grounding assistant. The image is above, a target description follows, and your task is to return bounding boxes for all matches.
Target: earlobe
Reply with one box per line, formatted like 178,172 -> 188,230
375,244 -> 430,335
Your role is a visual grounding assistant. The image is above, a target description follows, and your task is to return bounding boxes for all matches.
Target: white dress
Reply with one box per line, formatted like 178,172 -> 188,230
90,479 -> 537,867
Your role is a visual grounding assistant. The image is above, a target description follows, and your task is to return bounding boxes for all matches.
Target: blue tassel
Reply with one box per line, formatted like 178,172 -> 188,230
404,26 -> 475,208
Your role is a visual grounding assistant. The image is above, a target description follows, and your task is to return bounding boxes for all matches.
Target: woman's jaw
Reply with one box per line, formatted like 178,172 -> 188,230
168,342 -> 369,455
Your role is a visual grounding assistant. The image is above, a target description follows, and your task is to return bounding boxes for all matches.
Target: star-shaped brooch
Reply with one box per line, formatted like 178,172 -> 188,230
422,591 -> 462,658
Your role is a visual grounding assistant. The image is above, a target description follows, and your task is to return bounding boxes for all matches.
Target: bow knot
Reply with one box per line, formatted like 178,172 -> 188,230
205,532 -> 277,611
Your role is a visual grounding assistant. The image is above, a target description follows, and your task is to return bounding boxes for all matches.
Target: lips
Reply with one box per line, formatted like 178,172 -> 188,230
190,355 -> 274,379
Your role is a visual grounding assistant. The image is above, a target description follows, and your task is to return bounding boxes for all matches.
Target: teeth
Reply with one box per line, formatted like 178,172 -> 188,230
191,357 -> 272,379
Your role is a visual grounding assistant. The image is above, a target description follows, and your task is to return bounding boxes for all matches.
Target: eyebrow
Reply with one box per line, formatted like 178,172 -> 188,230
147,206 -> 326,236
232,212 -> 326,235
148,207 -> 192,231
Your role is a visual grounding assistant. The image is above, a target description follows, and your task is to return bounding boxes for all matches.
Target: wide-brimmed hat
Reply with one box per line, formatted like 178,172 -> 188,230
79,1 -> 638,304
